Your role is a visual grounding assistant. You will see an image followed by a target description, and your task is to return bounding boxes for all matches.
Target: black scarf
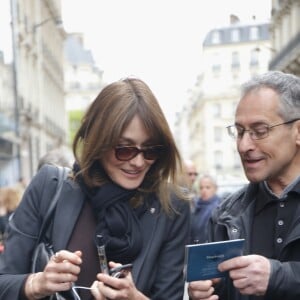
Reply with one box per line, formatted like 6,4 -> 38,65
75,165 -> 144,264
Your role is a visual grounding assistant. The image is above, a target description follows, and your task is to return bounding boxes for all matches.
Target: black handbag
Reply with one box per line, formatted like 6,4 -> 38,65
31,166 -> 68,273
30,166 -> 70,300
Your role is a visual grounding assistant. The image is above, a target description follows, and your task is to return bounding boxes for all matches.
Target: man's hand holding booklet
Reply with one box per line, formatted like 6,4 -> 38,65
185,239 -> 245,282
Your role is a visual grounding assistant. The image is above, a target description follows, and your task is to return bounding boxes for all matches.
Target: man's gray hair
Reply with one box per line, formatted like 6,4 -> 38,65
241,71 -> 300,120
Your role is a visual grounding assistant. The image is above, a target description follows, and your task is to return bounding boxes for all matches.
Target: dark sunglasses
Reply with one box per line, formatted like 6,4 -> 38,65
115,145 -> 164,161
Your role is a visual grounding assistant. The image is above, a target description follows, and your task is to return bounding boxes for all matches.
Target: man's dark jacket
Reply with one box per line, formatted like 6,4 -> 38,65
208,182 -> 300,300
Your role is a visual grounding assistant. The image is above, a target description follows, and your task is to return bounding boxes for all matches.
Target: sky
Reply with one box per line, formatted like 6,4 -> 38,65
61,0 -> 271,128
0,0 -> 272,129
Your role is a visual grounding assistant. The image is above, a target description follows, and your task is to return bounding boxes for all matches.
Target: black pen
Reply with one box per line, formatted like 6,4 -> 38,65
96,234 -> 109,274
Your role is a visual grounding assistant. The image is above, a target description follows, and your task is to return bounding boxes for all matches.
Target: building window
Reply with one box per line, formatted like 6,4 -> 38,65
214,150 -> 223,170
231,51 -> 240,69
212,53 -> 221,73
0,138 -> 13,158
250,49 -> 259,66
214,126 -> 222,142
233,151 -> 241,169
212,103 -> 221,117
250,26 -> 259,40
70,82 -> 81,89
212,63 -> 221,72
275,0 -> 284,9
231,29 -> 240,42
212,30 -> 221,44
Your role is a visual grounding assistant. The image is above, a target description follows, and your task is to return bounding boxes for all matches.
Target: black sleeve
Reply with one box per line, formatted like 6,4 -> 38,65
0,165 -> 59,300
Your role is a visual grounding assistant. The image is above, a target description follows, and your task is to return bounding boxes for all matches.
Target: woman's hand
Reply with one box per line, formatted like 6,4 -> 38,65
25,250 -> 82,299
91,261 -> 148,300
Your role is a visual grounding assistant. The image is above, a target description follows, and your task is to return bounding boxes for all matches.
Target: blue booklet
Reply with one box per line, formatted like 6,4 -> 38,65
185,239 -> 245,282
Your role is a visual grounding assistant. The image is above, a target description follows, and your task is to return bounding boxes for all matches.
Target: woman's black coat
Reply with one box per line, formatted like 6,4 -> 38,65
0,165 -> 190,299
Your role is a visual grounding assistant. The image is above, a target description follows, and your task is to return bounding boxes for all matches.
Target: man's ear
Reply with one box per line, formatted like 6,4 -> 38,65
295,121 -> 300,146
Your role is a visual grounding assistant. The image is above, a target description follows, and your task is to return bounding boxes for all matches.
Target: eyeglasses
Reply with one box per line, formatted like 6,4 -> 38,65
114,145 -> 164,161
227,118 -> 300,140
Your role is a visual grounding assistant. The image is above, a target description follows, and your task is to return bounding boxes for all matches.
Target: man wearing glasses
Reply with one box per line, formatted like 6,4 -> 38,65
188,71 -> 300,300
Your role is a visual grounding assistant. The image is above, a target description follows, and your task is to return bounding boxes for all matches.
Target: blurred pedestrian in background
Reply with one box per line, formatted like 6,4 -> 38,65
14,177 -> 28,199
0,186 -> 22,252
0,77 -> 190,300
37,147 -> 74,171
183,159 -> 198,191
188,71 -> 300,300
183,159 -> 198,211
189,174 -> 220,244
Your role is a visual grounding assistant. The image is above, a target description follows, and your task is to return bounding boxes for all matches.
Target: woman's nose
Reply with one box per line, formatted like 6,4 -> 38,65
129,152 -> 145,166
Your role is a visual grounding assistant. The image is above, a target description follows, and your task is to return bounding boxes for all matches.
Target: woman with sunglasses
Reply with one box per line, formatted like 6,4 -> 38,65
0,77 -> 190,300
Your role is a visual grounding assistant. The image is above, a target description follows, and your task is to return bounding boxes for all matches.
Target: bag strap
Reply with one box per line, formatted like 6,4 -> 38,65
36,166 -> 69,244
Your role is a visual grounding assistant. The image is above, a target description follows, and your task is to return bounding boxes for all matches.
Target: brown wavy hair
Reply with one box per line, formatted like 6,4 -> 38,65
73,77 -> 188,213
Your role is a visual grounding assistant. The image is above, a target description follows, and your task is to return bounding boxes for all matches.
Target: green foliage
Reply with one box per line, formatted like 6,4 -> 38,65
68,110 -> 83,146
